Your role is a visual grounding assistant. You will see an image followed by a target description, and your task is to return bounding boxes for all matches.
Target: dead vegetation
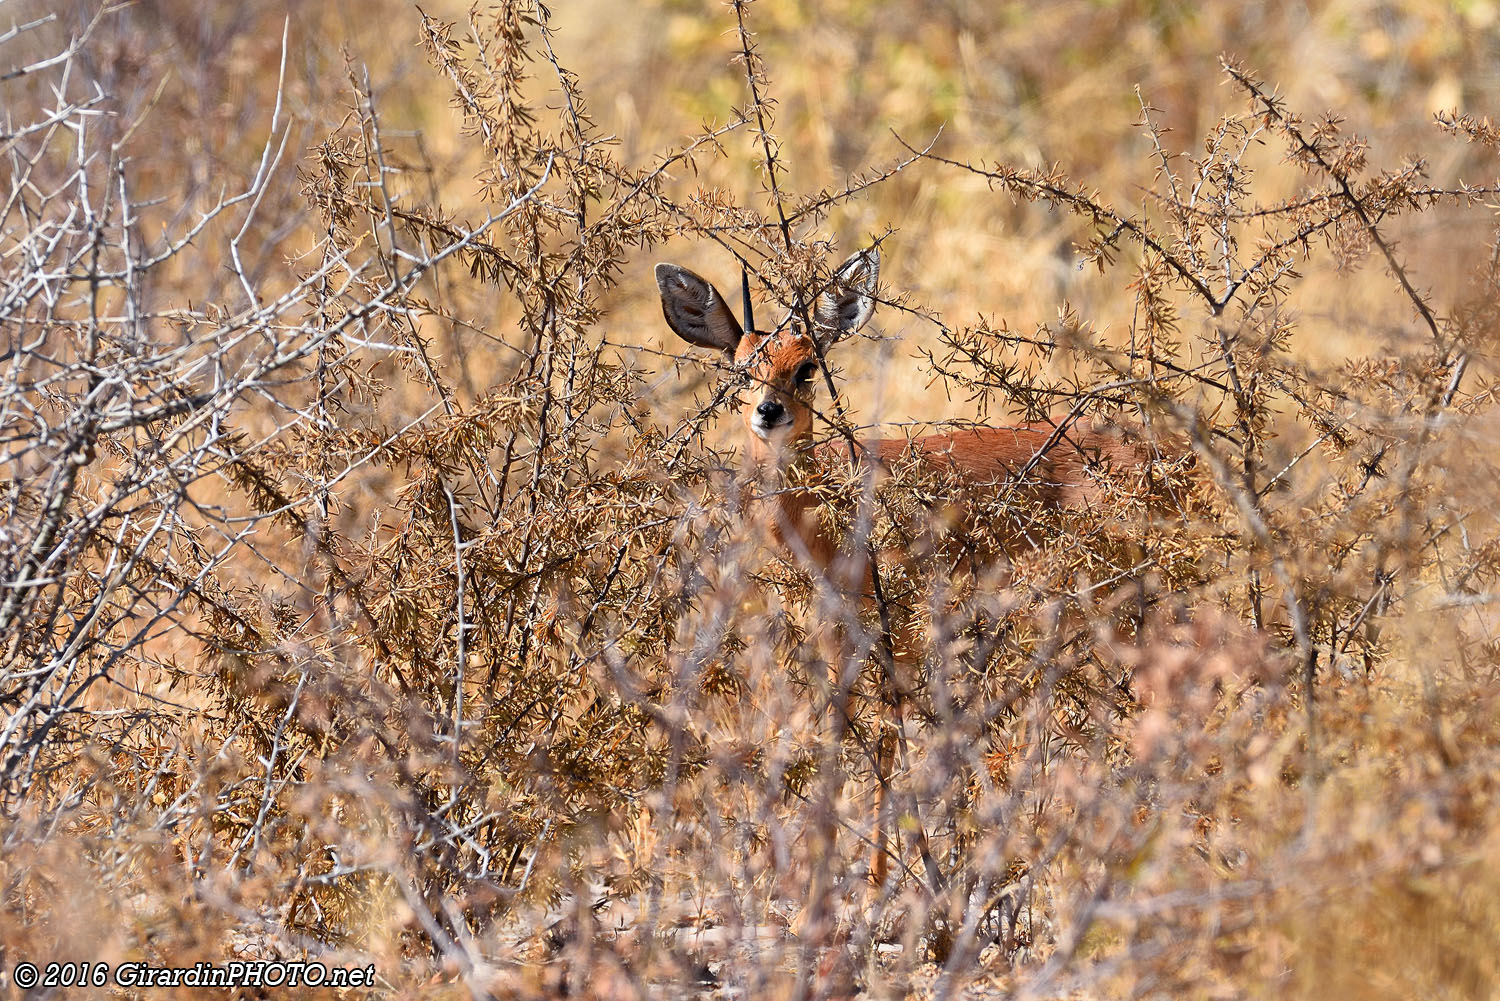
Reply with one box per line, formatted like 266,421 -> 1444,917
2,1 -> 1499,998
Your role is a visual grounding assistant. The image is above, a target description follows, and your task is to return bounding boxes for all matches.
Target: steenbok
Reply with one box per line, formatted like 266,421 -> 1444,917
656,245 -> 1183,888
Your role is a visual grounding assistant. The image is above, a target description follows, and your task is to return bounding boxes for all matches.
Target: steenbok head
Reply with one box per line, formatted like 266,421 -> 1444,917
655,247 -> 880,454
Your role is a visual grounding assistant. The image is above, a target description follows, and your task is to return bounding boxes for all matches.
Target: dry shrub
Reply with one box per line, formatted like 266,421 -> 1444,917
2,1 -> 1499,999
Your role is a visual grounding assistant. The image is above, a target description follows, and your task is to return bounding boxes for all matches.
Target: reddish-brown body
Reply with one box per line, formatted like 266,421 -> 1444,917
656,249 -> 1155,577
754,425 -> 1151,578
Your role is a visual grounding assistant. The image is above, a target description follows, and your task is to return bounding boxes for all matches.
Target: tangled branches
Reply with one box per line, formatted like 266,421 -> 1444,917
3,2 -> 1499,998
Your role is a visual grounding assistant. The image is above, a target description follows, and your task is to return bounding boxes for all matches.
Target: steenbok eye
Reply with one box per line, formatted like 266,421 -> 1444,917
794,362 -> 818,385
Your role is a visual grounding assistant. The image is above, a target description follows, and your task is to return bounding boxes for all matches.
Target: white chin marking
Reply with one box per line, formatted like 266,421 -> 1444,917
751,421 -> 793,441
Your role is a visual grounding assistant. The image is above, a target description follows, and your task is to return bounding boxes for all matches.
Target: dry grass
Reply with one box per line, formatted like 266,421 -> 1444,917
2,1 -> 1499,998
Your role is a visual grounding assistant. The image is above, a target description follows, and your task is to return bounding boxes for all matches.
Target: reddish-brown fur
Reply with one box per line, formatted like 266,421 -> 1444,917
727,322 -> 1154,579
764,429 -> 1153,579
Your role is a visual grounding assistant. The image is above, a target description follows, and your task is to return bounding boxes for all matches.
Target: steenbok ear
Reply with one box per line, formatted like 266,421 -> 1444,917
655,263 -> 744,354
814,246 -> 880,342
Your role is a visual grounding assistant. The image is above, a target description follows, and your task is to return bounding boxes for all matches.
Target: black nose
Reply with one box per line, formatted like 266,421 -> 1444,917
755,400 -> 785,423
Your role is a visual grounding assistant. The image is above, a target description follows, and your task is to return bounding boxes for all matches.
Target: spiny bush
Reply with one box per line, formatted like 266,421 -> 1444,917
2,1 -> 1498,998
